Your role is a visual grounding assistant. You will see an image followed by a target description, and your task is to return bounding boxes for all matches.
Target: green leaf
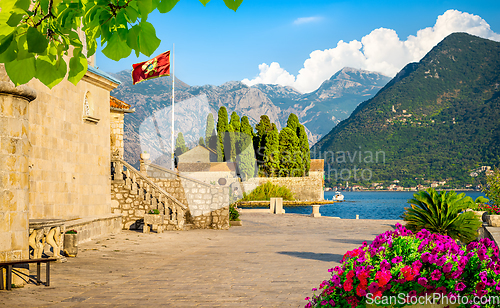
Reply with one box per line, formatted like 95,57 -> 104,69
6,9 -> 25,27
198,0 -> 210,6
68,50 -> 87,85
223,0 -> 243,11
0,31 -> 15,54
27,27 -> 49,53
102,33 -> 131,61
126,25 -> 140,57
124,5 -> 139,23
35,56 -> 67,89
157,0 -> 179,13
4,56 -> 36,86
0,38 -> 18,62
136,0 -> 152,19
138,21 -> 160,57
15,0 -> 30,11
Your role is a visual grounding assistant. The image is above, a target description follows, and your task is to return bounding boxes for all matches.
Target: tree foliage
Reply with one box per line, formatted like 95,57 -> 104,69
262,124 -> 279,176
0,0 -> 243,88
174,131 -> 188,156
205,112 -> 215,147
216,106 -> 228,161
484,168 -> 500,206
240,181 -> 294,201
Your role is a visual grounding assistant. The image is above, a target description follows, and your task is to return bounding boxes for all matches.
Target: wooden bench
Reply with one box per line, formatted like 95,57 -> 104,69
0,258 -> 57,290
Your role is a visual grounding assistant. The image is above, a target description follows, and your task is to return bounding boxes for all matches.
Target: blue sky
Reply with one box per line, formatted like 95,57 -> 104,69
96,0 -> 500,93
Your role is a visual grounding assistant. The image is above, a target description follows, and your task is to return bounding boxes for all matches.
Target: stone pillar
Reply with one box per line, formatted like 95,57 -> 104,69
140,152 -> 150,175
0,66 -> 37,287
311,205 -> 321,217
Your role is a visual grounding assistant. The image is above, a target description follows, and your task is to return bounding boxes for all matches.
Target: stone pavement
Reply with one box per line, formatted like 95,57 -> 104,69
0,213 -> 401,307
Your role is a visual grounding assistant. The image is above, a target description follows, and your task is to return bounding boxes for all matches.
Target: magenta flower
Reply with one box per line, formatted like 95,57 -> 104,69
417,277 -> 428,286
430,269 -> 442,281
455,282 -> 466,292
391,256 -> 403,264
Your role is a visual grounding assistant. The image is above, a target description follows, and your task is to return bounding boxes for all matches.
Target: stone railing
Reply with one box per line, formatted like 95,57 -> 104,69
142,162 -> 230,230
111,158 -> 188,230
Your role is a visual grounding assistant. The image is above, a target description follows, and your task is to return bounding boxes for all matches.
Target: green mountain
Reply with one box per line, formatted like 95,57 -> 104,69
312,33 -> 500,187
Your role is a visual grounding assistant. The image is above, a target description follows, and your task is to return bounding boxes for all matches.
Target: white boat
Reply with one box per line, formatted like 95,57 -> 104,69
333,191 -> 344,201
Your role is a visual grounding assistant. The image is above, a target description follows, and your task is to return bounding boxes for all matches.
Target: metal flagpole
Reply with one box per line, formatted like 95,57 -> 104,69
171,45 -> 175,170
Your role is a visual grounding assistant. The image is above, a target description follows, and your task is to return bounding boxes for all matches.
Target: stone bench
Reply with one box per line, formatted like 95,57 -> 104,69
0,258 -> 57,290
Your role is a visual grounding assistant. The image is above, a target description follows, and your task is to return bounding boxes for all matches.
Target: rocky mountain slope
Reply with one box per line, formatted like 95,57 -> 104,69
312,33 -> 500,186
110,68 -> 390,168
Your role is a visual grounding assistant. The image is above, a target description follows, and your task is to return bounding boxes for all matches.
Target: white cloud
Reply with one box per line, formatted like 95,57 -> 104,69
293,16 -> 322,25
242,62 -> 296,87
242,9 -> 500,93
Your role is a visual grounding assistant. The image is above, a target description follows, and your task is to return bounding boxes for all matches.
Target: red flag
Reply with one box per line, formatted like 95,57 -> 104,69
132,51 -> 170,85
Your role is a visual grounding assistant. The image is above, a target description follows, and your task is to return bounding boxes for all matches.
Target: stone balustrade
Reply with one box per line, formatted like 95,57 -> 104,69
111,158 -> 187,231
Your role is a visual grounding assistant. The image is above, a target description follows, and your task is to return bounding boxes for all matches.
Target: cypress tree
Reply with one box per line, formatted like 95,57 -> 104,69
216,107 -> 228,161
198,137 -> 205,147
254,115 -> 273,169
237,133 -> 256,181
205,113 -> 215,147
224,124 -> 237,161
240,116 -> 254,136
263,125 -> 280,177
229,112 -> 241,156
286,113 -> 300,134
297,124 -> 310,176
279,127 -> 301,177
174,132 -> 189,156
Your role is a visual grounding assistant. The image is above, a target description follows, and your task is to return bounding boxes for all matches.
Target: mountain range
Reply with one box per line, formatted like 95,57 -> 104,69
312,33 -> 500,186
110,67 -> 390,168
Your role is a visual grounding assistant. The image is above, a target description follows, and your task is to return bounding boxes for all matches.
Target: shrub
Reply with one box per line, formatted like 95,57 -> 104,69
240,181 -> 294,201
229,204 -> 240,221
65,230 -> 77,234
483,167 -> 500,206
148,209 -> 160,214
402,188 -> 482,243
306,224 -> 500,308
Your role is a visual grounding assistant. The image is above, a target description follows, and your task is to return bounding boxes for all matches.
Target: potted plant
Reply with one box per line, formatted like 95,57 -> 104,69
305,224 -> 500,308
143,209 -> 164,233
63,229 -> 78,257
229,203 -> 242,226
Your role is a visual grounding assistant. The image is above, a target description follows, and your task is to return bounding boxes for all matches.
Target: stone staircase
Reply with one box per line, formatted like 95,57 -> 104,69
110,158 -> 191,231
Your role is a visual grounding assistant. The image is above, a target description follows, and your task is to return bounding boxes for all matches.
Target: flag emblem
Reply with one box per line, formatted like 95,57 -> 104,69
132,51 -> 170,85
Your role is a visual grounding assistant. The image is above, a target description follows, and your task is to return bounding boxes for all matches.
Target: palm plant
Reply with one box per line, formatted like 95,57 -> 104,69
402,188 -> 482,243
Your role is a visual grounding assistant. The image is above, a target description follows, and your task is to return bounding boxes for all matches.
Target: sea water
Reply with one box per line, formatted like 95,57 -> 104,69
284,191 -> 487,220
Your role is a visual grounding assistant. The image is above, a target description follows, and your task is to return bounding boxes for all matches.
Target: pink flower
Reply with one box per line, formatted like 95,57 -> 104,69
418,277 -> 428,286
430,269 -> 442,281
443,262 -> 453,273
455,282 -> 466,292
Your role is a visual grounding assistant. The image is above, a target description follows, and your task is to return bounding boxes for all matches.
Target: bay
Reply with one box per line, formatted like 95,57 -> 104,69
284,191 -> 487,220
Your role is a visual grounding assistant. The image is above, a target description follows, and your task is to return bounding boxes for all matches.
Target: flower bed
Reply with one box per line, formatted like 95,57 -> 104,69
306,224 -> 500,308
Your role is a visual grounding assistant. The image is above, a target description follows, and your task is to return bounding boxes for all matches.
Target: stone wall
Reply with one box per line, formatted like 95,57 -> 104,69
147,164 -> 230,229
111,176 -> 187,230
110,111 -> 124,158
0,76 -> 36,288
27,68 -> 119,219
64,214 -> 122,244
242,172 -> 324,201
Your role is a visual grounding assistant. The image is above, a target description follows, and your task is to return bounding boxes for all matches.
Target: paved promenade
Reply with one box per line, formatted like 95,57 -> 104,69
1,213 -> 401,307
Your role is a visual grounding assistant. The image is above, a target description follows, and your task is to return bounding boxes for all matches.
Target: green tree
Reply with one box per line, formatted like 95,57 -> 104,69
198,137 -> 205,147
240,116 -> 254,136
174,132 -> 188,156
262,125 -> 280,177
278,126 -> 302,177
216,106 -> 228,161
286,113 -> 300,134
205,113 -> 215,147
297,124 -> 310,176
483,168 -> 500,206
254,115 -> 273,169
402,188 -> 482,243
224,123 -> 237,161
229,111 -> 241,156
0,0 -> 243,88
237,133 -> 255,181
